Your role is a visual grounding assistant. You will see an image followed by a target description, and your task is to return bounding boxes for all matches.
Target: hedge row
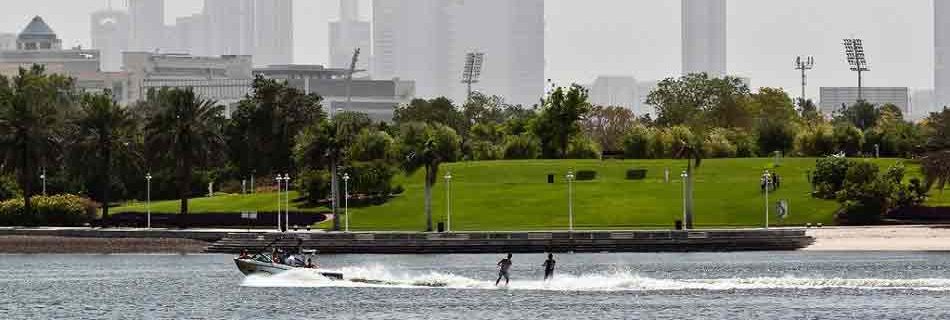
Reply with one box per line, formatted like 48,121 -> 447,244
0,194 -> 100,226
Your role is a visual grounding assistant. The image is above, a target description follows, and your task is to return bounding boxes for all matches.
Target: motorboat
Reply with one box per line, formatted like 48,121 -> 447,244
234,249 -> 343,280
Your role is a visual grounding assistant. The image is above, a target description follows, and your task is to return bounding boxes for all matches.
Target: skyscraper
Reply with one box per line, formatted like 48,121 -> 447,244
373,0 -> 544,105
204,0 -> 255,56
254,0 -> 293,66
936,0 -> 950,110
90,9 -> 129,71
330,0 -> 370,71
682,0 -> 726,76
128,0 -> 165,52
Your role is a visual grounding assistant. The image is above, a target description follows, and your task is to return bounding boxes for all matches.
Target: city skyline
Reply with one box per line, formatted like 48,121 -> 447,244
0,0 -> 936,107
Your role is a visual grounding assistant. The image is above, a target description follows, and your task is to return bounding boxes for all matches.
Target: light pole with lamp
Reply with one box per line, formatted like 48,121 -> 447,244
762,170 -> 772,229
146,173 -> 152,229
566,170 -> 575,232
284,173 -> 291,232
444,171 -> 452,232
275,175 -> 282,231
40,168 -> 47,196
680,171 -> 688,229
343,173 -> 350,232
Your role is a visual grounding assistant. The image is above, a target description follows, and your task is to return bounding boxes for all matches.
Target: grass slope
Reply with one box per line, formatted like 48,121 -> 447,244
115,191 -> 324,213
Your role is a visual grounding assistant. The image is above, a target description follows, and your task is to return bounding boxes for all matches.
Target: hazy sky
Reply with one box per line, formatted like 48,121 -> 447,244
0,0 -> 934,102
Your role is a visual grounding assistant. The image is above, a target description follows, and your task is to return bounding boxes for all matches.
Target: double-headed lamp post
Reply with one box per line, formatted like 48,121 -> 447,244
762,170 -> 772,229
284,174 -> 291,232
680,171 -> 688,229
444,171 -> 452,232
275,175 -> 282,232
566,170 -> 575,232
40,168 -> 47,196
343,173 -> 350,232
146,173 -> 152,229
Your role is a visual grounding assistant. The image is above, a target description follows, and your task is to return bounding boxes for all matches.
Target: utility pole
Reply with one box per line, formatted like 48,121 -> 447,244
843,38 -> 870,102
461,52 -> 485,102
794,56 -> 814,104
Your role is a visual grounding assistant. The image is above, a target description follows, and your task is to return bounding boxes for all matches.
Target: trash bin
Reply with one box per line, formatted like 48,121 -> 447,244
437,222 -> 445,233
674,220 -> 683,230
547,174 -> 555,184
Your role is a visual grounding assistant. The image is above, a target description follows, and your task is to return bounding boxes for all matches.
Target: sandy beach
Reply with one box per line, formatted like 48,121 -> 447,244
805,225 -> 950,251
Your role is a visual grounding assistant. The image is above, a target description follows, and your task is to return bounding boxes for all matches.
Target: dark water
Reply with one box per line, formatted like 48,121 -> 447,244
2,252 -> 950,319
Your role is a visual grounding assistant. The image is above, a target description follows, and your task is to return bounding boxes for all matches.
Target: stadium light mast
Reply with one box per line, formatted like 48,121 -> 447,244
843,38 -> 870,102
794,56 -> 815,104
461,51 -> 485,102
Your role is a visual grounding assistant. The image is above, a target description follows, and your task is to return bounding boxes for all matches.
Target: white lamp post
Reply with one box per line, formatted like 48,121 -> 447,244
40,168 -> 46,196
284,173 -> 291,232
566,170 -> 575,232
343,173 -> 350,232
275,175 -> 282,231
146,173 -> 152,229
444,171 -> 452,233
680,171 -> 688,230
762,170 -> 772,229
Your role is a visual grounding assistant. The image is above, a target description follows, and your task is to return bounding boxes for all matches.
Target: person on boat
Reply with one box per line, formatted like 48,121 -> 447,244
305,258 -> 317,269
495,253 -> 513,286
271,248 -> 281,264
239,249 -> 249,259
542,253 -> 556,281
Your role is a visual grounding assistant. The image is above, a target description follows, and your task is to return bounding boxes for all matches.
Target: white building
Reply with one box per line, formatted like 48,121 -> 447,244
90,9 -> 129,72
372,0 -> 544,106
936,0 -> 950,111
682,0 -> 726,76
172,14 -> 210,56
330,0 -> 371,72
128,0 -> 165,52
0,33 -> 17,51
121,52 -> 254,109
637,80 -> 659,116
204,0 -> 255,56
910,89 -> 935,121
819,87 -> 910,115
254,0 -> 293,66
589,76 -> 639,111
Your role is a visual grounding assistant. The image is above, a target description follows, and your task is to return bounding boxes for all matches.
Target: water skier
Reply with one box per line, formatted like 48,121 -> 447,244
496,253 -> 513,286
542,253 -> 556,281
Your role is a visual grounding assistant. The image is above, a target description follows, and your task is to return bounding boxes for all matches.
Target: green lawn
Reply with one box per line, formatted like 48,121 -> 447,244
116,158 -> 928,231
114,191 -> 327,213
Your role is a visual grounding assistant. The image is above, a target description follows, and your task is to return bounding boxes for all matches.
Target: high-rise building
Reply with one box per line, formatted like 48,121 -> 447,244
330,0 -> 370,71
172,14 -> 210,56
204,0 -> 255,56
373,0 -> 544,106
910,89 -> 935,121
373,0 -> 455,99
589,76 -> 639,111
936,0 -> 950,110
682,0 -> 726,76
254,0 -> 293,66
128,0 -> 165,52
90,9 -> 129,71
0,33 -> 18,51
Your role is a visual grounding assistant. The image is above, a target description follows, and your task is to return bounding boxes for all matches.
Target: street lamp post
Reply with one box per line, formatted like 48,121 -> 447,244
40,168 -> 46,196
566,170 -> 575,232
444,171 -> 452,233
146,173 -> 152,229
284,174 -> 291,232
762,170 -> 772,229
276,175 -> 282,231
680,171 -> 688,229
343,173 -> 350,232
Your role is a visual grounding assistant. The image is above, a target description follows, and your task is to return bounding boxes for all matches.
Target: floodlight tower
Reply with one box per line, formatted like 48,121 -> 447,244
843,38 -> 870,101
794,56 -> 815,104
461,51 -> 485,102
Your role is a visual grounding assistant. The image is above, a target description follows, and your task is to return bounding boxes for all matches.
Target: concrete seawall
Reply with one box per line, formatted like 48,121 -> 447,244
205,229 -> 814,254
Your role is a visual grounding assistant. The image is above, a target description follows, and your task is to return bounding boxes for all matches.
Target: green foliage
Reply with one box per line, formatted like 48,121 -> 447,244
647,73 -> 751,128
503,134 -> 541,160
811,155 -> 851,199
469,141 -> 503,161
0,174 -> 20,201
398,122 -> 462,230
394,97 -> 466,135
832,123 -> 864,156
0,194 -> 99,226
756,119 -> 796,155
297,169 -> 331,204
566,135 -> 601,159
622,125 -> 652,159
575,170 -> 597,181
582,106 -> 635,152
835,100 -> 879,130
532,85 -> 592,158
703,128 -> 737,158
795,123 -> 835,157
725,129 -> 758,157
810,157 -> 926,224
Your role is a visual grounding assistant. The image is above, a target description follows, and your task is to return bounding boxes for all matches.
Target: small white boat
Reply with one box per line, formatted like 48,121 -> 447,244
234,249 -> 343,280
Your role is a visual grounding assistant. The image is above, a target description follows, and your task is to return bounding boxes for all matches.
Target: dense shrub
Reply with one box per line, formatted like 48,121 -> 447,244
626,169 -> 648,180
298,169 -> 331,204
726,129 -> 758,158
566,136 -> 601,159
0,175 -> 20,201
833,123 -> 864,156
795,124 -> 835,156
811,155 -> 851,199
0,194 -> 99,226
622,125 -> 652,159
651,128 -> 673,159
756,120 -> 796,156
575,170 -> 597,181
503,134 -> 541,160
469,140 -> 503,161
668,125 -> 695,157
703,128 -> 737,158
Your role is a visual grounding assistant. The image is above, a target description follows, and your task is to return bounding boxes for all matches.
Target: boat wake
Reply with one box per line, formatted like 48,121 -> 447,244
240,265 -> 950,292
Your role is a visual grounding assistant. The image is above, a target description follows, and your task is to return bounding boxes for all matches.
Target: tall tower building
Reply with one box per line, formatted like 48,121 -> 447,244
254,0 -> 293,66
91,9 -> 129,71
128,0 -> 165,52
330,0 -> 371,71
682,0 -> 726,76
936,0 -> 950,110
373,0 -> 455,98
204,0 -> 255,56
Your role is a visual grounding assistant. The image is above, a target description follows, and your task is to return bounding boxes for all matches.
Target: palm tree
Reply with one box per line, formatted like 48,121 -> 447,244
145,88 -> 224,219
72,92 -> 140,219
674,137 -> 703,229
0,65 -> 73,216
399,122 -> 460,231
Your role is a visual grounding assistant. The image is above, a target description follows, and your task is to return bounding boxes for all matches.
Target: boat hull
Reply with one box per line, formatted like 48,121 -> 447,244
234,258 -> 343,280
